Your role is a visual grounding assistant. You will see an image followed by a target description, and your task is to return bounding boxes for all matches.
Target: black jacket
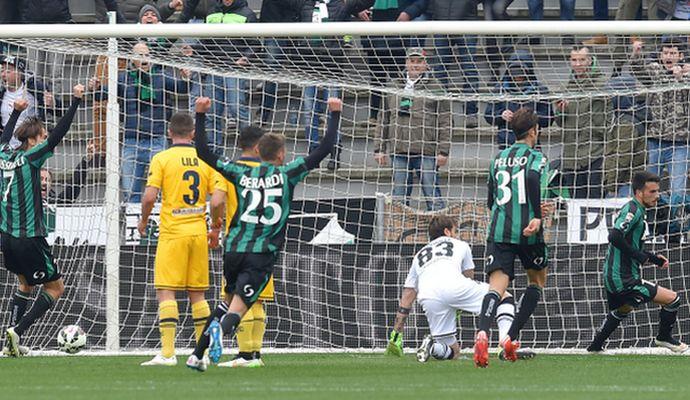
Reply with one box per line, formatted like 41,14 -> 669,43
428,0 -> 477,20
371,0 -> 427,21
19,0 -> 72,23
260,0 -> 304,22
176,0 -> 216,22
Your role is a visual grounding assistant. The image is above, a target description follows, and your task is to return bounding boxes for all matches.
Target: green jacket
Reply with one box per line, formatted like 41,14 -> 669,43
375,73 -> 452,157
603,114 -> 647,194
554,60 -> 611,171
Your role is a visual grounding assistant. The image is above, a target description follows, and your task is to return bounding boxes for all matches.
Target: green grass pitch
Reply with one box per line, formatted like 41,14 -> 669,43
1,353 -> 689,400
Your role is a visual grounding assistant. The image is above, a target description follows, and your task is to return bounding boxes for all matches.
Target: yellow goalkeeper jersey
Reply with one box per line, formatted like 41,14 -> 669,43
146,143 -> 223,239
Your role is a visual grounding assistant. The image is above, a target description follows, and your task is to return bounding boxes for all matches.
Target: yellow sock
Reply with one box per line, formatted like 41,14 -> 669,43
159,300 -> 178,358
251,302 -> 267,354
237,306 -> 255,354
191,300 -> 210,343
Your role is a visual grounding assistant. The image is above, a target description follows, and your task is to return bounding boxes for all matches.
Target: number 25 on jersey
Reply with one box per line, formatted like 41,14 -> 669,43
240,188 -> 283,226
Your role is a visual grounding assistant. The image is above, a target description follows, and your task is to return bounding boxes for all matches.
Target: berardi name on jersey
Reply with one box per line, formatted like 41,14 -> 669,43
239,173 -> 284,190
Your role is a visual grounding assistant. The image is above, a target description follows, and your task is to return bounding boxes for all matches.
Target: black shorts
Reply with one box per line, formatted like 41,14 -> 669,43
485,241 -> 548,280
607,280 -> 658,311
1,234 -> 60,286
223,252 -> 276,307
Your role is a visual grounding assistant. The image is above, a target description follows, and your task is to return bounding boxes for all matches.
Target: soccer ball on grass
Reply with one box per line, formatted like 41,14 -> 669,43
57,325 -> 86,354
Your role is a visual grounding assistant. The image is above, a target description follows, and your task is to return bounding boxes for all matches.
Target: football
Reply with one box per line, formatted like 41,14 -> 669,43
57,325 -> 87,354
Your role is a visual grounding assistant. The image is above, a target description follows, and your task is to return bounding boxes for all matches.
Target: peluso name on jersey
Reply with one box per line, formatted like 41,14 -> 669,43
494,156 -> 528,168
0,157 -> 25,170
239,173 -> 284,190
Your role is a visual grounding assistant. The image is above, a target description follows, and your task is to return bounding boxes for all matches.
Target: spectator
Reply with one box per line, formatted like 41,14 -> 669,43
18,0 -> 72,23
482,0 -> 515,83
174,0 -> 219,23
0,55 -> 58,141
0,0 -> 20,23
602,74 -> 648,198
191,0 -> 258,152
630,36 -> 690,208
299,0 -> 373,170
657,0 -> 690,19
136,4 -> 176,54
42,140 -> 103,205
552,45 -> 610,199
256,0 -> 305,125
90,42 -> 189,203
484,50 -> 553,148
94,0 -> 127,23
527,0 -> 576,23
374,48 -> 451,211
429,0 -> 480,128
361,0 -> 428,124
119,0 -> 166,23
618,0 -> 660,20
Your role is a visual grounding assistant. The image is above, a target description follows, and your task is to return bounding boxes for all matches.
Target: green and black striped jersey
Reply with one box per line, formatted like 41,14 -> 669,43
214,157 -> 310,253
0,140 -> 53,238
603,199 -> 647,293
487,142 -> 547,245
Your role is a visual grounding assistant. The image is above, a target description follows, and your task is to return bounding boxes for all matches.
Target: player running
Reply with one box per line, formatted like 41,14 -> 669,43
186,96 -> 341,371
587,172 -> 687,353
474,108 -> 548,367
3,84 -> 84,357
138,111 -> 224,366
385,215 -> 534,362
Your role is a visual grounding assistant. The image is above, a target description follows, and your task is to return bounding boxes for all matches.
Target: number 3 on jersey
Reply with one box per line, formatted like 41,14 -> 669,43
240,188 -> 283,226
495,169 -> 526,206
182,170 -> 200,205
417,241 -> 454,267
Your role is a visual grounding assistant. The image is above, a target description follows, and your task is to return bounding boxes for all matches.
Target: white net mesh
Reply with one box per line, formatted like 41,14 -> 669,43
0,25 -> 689,352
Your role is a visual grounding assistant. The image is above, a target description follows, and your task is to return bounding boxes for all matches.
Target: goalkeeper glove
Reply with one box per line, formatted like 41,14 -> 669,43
385,330 -> 403,357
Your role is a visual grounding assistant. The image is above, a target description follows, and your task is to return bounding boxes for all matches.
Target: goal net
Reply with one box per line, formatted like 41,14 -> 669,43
0,21 -> 688,354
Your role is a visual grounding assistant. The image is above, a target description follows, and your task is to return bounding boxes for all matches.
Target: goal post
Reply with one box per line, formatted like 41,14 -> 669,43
0,20 -> 689,354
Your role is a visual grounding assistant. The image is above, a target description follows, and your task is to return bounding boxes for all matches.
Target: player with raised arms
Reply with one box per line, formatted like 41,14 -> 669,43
3,84 -> 84,357
207,125 -> 277,368
474,107 -> 548,368
587,171 -> 687,353
386,215 -> 535,362
186,95 -> 342,371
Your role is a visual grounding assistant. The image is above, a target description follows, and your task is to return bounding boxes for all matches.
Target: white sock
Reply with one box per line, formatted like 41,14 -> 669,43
431,342 -> 453,360
496,299 -> 516,343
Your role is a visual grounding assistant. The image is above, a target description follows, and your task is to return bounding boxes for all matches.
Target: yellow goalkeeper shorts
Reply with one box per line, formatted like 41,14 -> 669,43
154,235 -> 209,290
222,276 -> 274,301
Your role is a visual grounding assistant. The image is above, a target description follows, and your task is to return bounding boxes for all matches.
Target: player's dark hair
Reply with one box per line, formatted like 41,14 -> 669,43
258,133 -> 285,162
428,215 -> 457,241
571,45 -> 591,54
510,108 -> 539,140
661,36 -> 684,52
632,171 -> 660,193
169,112 -> 194,138
14,117 -> 45,151
238,125 -> 265,150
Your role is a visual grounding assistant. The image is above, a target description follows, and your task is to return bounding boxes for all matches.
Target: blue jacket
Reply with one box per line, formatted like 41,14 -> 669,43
484,50 -> 553,148
97,66 -> 188,140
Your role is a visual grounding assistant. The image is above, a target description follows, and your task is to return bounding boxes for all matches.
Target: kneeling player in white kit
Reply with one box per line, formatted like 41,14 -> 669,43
386,215 -> 534,362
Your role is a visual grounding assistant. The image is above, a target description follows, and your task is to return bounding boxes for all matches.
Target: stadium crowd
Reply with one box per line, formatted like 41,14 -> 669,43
1,0 -> 690,233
